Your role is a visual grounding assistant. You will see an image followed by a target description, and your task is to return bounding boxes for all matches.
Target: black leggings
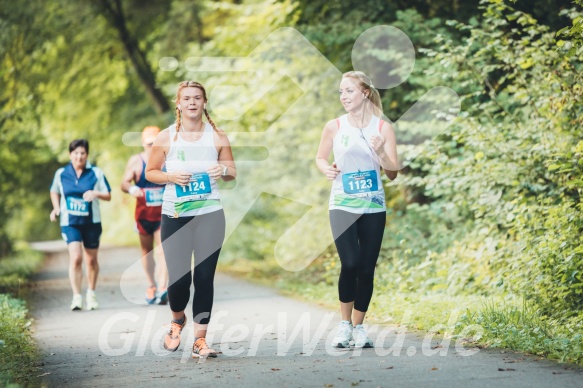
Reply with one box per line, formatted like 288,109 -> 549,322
161,210 -> 225,325
330,210 -> 386,312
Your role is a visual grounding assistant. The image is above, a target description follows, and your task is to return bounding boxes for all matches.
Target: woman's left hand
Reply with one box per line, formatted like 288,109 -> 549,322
207,164 -> 224,180
83,190 -> 97,202
369,135 -> 385,155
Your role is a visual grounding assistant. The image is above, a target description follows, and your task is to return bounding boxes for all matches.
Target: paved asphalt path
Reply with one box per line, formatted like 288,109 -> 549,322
28,242 -> 583,387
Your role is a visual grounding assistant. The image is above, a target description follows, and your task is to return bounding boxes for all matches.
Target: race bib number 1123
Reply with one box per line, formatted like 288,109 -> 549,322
342,170 -> 378,195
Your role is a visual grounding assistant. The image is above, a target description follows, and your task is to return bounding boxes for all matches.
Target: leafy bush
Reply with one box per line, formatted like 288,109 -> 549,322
0,248 -> 44,293
391,0 -> 583,318
0,294 -> 39,387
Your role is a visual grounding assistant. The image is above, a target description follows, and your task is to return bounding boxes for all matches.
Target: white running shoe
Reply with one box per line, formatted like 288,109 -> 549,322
70,294 -> 83,311
332,320 -> 353,348
353,324 -> 373,348
86,292 -> 99,310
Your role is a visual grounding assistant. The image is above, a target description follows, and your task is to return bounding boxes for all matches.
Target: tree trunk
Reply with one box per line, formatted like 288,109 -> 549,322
97,0 -> 170,114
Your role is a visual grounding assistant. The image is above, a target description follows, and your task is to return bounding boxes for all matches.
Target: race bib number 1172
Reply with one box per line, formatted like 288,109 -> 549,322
66,197 -> 90,216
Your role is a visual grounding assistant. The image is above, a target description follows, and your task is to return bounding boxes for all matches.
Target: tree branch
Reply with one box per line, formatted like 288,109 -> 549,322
97,0 -> 170,114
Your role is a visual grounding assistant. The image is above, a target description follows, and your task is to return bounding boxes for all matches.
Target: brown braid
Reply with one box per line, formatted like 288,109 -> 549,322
174,106 -> 181,141
173,80 -> 220,141
204,109 -> 221,134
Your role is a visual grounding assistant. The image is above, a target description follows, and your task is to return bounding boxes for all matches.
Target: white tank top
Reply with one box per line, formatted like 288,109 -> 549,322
162,123 -> 223,217
329,114 -> 386,214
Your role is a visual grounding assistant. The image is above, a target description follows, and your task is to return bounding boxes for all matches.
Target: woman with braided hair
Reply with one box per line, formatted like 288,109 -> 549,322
146,81 -> 236,358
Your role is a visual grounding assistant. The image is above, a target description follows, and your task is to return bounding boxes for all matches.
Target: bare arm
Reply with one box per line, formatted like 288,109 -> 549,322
83,168 -> 112,202
145,131 -> 192,185
207,131 -> 237,182
121,154 -> 143,197
83,190 -> 111,202
49,192 -> 60,222
316,120 -> 341,181
369,122 -> 398,180
101,192 -> 112,201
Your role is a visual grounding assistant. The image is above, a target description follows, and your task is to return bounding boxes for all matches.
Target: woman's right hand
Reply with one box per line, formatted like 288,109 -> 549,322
50,208 -> 60,222
168,171 -> 192,186
325,162 -> 341,181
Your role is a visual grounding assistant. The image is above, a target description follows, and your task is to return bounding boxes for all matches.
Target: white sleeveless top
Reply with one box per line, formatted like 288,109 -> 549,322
329,114 -> 386,214
162,123 -> 223,217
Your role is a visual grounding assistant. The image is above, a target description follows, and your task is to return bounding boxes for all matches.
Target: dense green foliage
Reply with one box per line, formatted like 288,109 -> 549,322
0,246 -> 44,293
0,294 -> 39,387
394,1 -> 583,315
0,248 -> 44,387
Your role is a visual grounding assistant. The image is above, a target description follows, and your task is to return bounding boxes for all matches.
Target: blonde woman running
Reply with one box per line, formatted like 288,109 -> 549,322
316,71 -> 398,348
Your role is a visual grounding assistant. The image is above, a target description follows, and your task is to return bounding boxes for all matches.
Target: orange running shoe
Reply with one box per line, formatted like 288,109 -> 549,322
163,316 -> 186,352
192,337 -> 217,358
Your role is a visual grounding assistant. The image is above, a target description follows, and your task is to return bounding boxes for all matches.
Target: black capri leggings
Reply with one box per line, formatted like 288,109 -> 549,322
161,210 -> 225,325
330,210 -> 386,312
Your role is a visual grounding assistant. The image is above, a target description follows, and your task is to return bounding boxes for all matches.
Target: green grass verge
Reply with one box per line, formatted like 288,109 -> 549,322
460,300 -> 583,364
0,247 -> 44,387
219,256 -> 583,365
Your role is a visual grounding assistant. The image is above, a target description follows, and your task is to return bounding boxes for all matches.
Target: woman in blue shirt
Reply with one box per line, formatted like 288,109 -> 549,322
50,139 -> 112,311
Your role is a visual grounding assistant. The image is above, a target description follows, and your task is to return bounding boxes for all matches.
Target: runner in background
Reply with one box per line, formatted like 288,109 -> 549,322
50,139 -> 112,311
121,126 -> 168,305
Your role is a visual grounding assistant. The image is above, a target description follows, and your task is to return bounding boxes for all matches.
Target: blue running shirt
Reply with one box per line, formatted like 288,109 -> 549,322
50,162 -> 111,226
